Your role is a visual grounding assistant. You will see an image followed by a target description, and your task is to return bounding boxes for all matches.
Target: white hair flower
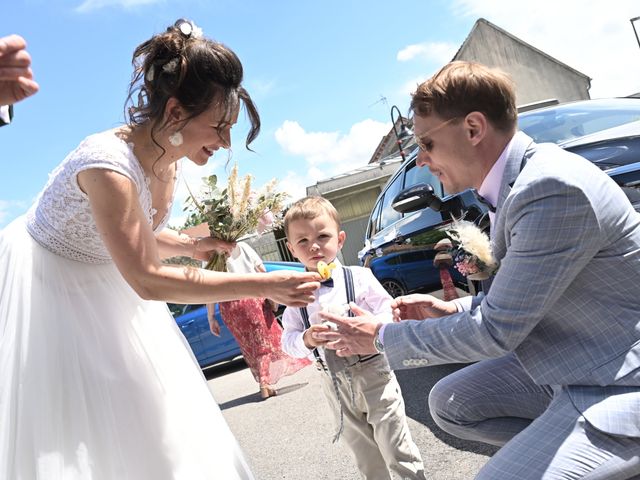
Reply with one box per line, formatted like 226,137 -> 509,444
178,20 -> 203,39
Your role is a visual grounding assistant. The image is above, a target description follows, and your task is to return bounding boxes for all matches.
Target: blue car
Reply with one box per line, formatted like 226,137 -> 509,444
368,248 -> 468,298
168,260 -> 304,369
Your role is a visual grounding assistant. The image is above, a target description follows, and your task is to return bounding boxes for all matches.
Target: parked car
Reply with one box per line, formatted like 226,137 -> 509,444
168,260 -> 305,369
360,98 -> 640,296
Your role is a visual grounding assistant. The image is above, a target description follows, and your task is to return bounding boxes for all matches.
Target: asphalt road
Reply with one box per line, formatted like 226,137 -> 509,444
205,358 -> 497,480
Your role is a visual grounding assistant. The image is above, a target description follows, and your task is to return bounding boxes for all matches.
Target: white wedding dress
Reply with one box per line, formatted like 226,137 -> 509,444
0,131 -> 254,480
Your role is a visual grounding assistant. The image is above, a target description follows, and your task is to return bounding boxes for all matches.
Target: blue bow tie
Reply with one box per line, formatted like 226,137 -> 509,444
320,278 -> 334,288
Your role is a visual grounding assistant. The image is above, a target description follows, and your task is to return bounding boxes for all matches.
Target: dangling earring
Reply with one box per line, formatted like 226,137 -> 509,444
168,131 -> 183,147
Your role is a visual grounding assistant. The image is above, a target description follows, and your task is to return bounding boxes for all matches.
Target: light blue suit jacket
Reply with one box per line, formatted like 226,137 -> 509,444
384,131 -> 640,437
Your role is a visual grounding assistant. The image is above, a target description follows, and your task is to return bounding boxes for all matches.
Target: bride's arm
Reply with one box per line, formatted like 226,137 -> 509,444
154,228 -> 235,261
154,229 -> 199,260
78,168 -> 320,306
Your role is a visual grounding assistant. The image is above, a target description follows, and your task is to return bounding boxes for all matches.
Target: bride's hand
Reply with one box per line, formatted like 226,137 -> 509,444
191,237 -> 235,262
263,270 -> 321,307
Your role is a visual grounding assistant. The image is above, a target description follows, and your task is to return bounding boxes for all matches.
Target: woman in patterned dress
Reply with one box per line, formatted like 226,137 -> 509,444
207,242 -> 311,399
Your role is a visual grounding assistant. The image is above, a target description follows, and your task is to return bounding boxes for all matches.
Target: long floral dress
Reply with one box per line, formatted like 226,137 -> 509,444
219,298 -> 310,386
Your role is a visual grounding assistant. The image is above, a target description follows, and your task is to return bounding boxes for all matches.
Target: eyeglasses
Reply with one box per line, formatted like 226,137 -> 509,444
413,117 -> 461,152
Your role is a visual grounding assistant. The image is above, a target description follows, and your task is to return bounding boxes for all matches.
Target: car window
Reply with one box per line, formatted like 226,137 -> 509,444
367,199 -> 383,238
403,161 -> 443,197
379,174 -> 403,230
519,103 -> 640,144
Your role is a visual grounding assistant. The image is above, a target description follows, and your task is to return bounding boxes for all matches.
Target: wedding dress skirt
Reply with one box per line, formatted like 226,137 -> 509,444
0,218 -> 254,480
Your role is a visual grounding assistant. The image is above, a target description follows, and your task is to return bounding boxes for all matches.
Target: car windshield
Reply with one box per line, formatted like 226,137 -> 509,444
518,99 -> 640,144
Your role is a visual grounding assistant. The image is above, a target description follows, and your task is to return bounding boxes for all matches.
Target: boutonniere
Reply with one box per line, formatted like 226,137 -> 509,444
317,260 -> 336,280
445,219 -> 498,281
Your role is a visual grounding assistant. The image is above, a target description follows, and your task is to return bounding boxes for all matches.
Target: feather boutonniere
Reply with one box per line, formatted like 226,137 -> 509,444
445,219 -> 498,281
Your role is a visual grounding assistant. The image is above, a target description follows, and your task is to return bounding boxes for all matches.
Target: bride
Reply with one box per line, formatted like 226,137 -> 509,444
0,19 -> 320,479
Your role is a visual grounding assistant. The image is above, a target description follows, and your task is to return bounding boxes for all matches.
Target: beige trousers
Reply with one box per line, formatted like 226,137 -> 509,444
319,355 -> 426,480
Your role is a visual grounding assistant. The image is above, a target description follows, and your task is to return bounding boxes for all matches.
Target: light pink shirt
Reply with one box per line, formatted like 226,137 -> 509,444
476,135 -> 515,225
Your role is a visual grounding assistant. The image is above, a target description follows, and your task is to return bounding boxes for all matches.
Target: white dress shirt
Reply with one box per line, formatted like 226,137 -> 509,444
281,261 -> 393,361
0,105 -> 11,125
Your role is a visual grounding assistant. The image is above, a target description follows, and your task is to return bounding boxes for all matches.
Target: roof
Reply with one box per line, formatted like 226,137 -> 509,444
306,155 -> 404,197
454,18 -> 591,82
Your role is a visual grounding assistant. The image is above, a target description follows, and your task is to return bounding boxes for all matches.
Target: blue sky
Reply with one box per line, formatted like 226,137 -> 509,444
2,0 -> 640,228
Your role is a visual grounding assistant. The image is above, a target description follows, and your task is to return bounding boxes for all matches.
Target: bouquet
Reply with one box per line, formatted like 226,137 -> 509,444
445,219 -> 498,281
184,163 -> 289,271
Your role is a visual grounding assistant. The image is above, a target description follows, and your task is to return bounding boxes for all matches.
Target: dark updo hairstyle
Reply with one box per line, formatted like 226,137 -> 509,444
125,18 -> 260,155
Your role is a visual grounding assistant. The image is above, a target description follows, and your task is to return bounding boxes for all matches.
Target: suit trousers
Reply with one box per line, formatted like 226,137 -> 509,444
319,354 -> 425,480
429,354 -> 640,479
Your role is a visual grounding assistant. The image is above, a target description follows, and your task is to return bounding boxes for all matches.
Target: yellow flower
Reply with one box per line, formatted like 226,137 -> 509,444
317,260 -> 336,280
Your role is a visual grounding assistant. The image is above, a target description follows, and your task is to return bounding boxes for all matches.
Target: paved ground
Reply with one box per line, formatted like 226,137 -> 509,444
206,358 -> 497,480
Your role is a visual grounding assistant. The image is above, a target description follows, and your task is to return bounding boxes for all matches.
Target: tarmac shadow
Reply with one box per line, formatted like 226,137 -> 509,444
396,364 -> 499,458
216,382 -> 310,410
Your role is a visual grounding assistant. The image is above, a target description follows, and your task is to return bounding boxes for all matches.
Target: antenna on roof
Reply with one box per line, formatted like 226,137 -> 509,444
369,95 -> 388,109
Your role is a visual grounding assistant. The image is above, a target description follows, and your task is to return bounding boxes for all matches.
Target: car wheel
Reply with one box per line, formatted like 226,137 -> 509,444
381,279 -> 407,298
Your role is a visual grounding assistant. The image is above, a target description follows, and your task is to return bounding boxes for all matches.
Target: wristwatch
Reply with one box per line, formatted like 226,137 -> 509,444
373,324 -> 384,353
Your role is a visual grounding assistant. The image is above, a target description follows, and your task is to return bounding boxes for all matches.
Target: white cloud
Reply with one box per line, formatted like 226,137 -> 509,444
397,41 -> 459,65
278,171 -> 310,204
274,118 -> 390,195
75,0 -> 161,13
275,119 -> 389,168
452,0 -> 640,98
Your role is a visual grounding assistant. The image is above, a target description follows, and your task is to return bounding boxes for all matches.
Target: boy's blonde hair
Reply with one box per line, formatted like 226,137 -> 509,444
284,196 -> 341,237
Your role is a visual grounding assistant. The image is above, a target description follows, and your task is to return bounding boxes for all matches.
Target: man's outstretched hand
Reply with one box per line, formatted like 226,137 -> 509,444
391,294 -> 458,322
0,35 -> 39,106
314,303 -> 380,357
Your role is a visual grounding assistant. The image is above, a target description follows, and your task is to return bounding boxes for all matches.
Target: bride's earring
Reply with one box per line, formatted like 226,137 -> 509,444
168,131 -> 183,147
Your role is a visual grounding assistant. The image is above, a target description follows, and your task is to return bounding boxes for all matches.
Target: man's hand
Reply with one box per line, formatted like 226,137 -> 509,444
0,35 -> 39,106
391,294 -> 458,322
314,303 -> 380,357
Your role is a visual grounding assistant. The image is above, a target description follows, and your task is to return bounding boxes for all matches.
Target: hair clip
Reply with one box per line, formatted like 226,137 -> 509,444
176,19 -> 203,39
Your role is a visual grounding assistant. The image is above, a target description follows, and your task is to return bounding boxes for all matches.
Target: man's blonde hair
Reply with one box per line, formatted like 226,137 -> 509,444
284,196 -> 341,237
411,61 -> 517,132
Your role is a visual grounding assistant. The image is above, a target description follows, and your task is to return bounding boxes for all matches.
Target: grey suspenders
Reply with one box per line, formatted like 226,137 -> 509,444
299,266 -> 357,369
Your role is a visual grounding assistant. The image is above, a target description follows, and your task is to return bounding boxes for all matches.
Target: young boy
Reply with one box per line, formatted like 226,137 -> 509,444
281,196 -> 426,480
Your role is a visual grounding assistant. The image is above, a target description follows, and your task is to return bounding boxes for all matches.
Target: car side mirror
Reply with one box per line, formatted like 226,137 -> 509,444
392,183 -> 442,213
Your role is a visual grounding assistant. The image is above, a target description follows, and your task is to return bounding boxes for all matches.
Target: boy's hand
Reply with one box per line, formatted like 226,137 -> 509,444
303,324 -> 332,348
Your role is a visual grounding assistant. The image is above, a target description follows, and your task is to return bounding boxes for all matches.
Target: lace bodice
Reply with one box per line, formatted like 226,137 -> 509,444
26,131 -> 178,264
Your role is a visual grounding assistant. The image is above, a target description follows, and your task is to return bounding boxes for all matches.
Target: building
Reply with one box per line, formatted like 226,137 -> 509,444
453,18 -> 591,106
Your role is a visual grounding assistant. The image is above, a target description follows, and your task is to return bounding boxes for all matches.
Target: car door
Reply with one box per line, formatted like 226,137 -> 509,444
363,154 -> 483,295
